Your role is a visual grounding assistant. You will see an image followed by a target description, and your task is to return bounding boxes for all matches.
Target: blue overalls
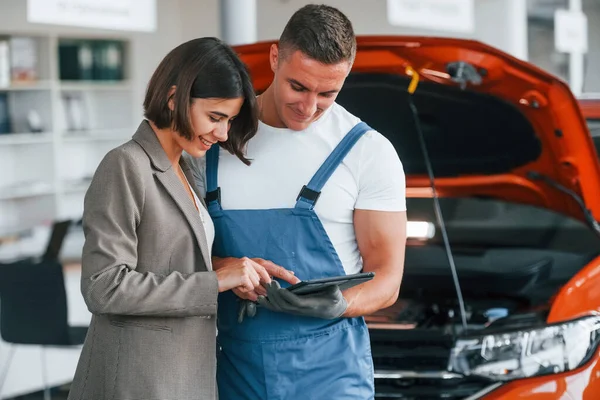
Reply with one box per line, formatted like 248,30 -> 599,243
205,122 -> 375,400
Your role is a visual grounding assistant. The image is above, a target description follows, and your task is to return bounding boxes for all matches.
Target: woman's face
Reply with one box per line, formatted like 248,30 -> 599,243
174,97 -> 244,158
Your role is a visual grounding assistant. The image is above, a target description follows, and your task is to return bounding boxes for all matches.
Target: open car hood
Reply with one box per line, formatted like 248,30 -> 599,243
234,36 -> 600,222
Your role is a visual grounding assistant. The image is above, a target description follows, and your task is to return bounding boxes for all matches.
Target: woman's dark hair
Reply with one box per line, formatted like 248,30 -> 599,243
144,37 -> 257,165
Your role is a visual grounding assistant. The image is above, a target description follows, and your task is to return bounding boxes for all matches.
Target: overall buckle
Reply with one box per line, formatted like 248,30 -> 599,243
296,185 -> 321,204
205,187 -> 221,204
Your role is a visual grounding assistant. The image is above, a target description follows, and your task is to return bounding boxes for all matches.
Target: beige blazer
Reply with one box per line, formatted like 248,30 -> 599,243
68,121 -> 218,400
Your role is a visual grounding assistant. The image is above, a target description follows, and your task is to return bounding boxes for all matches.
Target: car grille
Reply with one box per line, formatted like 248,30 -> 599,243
370,329 -> 493,399
374,372 -> 493,399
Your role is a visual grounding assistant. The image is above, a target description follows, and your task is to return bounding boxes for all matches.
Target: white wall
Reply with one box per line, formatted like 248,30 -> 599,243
255,0 -> 527,59
5,0 -> 598,122
255,0 -> 474,41
475,0 -> 528,60
178,0 -> 528,60
0,0 -> 219,122
0,0 -> 534,119
132,0 -> 221,117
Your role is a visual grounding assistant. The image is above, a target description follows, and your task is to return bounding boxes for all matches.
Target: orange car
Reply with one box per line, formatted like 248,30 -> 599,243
235,37 -> 600,399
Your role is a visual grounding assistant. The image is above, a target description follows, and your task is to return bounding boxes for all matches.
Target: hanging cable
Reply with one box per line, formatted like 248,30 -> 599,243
405,66 -> 468,332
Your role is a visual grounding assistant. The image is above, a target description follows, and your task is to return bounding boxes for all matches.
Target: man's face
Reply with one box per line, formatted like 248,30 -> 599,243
269,45 -> 351,131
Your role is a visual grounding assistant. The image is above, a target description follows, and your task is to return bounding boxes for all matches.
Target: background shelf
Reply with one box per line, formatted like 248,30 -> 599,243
0,80 -> 53,91
0,132 -> 53,145
61,127 -> 132,142
59,80 -> 131,91
0,182 -> 55,200
0,33 -> 133,235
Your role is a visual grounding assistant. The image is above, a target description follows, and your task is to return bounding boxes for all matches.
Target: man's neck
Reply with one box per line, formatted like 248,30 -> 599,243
258,86 -> 286,128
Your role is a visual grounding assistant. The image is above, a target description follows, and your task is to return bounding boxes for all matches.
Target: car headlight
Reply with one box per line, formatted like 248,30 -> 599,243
448,315 -> 600,381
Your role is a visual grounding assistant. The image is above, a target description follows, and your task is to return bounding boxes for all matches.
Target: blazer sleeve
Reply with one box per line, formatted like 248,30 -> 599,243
80,148 -> 218,317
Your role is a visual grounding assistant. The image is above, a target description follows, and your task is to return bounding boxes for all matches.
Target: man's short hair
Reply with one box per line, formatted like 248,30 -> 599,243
279,4 -> 356,65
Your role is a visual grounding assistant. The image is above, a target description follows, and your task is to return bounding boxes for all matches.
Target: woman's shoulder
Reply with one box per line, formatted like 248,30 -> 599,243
90,139 -> 153,190
101,138 -> 150,170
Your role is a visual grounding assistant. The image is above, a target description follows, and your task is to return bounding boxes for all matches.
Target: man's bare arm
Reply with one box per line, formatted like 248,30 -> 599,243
342,209 -> 406,317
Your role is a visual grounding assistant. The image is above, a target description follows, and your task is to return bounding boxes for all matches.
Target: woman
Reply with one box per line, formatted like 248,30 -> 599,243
67,37 -> 274,400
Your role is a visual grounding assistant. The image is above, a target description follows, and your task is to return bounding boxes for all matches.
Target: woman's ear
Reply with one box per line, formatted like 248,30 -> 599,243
167,85 -> 177,111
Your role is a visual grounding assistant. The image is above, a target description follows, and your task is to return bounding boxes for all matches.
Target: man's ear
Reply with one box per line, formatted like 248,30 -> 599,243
269,44 -> 279,73
167,85 -> 177,111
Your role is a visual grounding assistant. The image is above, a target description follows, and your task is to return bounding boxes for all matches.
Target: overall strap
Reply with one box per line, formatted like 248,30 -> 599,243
295,121 -> 371,210
205,145 -> 221,209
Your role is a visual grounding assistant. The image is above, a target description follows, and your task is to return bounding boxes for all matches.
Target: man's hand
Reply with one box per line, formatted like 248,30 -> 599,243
257,281 -> 347,320
237,299 -> 257,323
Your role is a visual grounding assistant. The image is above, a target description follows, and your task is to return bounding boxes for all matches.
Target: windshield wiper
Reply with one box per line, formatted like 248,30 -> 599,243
527,171 -> 600,238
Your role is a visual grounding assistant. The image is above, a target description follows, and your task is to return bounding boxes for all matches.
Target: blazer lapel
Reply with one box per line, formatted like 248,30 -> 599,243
155,171 -> 212,271
132,121 -> 212,271
181,159 -> 208,210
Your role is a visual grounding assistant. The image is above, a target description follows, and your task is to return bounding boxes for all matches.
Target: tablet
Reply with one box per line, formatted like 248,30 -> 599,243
287,272 -> 375,295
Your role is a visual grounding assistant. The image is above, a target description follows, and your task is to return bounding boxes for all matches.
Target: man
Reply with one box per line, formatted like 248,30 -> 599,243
190,4 -> 406,399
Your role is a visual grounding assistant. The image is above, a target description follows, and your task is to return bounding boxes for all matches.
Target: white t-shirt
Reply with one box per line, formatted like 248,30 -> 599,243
188,102 -> 406,274
183,172 -> 215,258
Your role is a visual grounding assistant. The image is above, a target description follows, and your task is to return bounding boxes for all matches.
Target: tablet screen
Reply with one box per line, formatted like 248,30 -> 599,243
287,272 -> 375,295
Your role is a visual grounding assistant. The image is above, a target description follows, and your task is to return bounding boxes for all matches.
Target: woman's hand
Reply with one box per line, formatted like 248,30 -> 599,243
215,257 -> 271,293
213,257 -> 300,301
235,258 -> 300,301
